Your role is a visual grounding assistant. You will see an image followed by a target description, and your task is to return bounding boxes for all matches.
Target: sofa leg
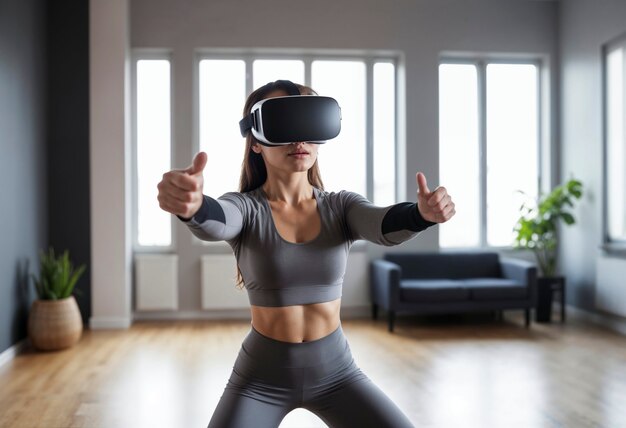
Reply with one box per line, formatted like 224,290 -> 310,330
525,309 -> 530,327
388,311 -> 395,333
372,304 -> 378,320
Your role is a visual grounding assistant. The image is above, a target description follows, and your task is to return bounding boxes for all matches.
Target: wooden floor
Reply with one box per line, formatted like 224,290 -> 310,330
1,312 -> 626,428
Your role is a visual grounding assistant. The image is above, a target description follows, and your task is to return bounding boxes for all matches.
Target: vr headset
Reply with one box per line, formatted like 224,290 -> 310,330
238,80 -> 342,146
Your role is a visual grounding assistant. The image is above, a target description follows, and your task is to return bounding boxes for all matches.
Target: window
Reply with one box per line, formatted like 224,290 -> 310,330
253,60 -> 304,90
439,60 -> 541,248
373,63 -> 397,206
133,57 -> 172,247
197,54 -> 397,206
312,60 -> 366,196
198,60 -> 247,199
605,36 -> 626,245
439,64 -> 480,248
132,52 -> 399,249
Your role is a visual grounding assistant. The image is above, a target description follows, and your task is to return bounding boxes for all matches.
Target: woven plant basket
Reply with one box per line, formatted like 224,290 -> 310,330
28,296 -> 83,351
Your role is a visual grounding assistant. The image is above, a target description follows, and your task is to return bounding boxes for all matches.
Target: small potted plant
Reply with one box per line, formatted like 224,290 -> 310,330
513,178 -> 583,322
29,247 -> 86,351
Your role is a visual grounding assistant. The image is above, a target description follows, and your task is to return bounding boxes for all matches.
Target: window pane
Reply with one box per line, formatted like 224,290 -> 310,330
253,60 -> 305,89
486,64 -> 539,247
439,64 -> 480,247
137,60 -> 171,246
312,61 -> 366,196
199,60 -> 246,198
607,47 -> 626,241
373,62 -> 396,206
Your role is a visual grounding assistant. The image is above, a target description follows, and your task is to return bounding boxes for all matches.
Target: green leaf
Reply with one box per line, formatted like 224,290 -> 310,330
31,247 -> 88,301
63,264 -> 86,298
512,177 -> 584,273
561,212 -> 575,225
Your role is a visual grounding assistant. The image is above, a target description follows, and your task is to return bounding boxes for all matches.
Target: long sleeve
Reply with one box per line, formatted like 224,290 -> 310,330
340,191 -> 436,246
177,192 -> 245,242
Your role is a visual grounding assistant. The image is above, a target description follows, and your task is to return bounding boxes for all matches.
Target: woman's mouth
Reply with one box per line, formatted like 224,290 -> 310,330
288,151 -> 309,158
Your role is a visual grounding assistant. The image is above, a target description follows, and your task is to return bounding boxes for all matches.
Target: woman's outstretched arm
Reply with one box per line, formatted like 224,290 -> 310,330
157,151 -> 244,242
343,172 -> 455,246
176,195 -> 243,242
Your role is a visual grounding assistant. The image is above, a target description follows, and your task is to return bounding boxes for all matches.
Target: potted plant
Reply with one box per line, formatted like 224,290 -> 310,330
513,178 -> 583,322
28,247 -> 86,351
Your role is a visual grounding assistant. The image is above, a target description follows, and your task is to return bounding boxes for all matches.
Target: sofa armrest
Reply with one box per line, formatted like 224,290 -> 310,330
370,260 -> 401,310
500,257 -> 538,304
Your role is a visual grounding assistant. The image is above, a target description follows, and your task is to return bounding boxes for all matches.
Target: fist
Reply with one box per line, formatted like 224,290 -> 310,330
157,152 -> 207,220
416,172 -> 456,223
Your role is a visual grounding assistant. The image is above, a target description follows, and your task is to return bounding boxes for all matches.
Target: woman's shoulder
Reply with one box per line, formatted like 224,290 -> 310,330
316,187 -> 359,197
316,188 -> 368,209
217,188 -> 265,212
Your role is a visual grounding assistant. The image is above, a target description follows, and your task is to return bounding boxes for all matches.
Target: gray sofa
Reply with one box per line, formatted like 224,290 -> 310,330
370,252 -> 537,332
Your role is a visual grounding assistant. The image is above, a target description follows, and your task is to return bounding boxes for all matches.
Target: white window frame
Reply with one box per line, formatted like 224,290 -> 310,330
193,49 -> 403,249
439,55 -> 545,249
602,33 -> 626,252
131,49 -> 176,253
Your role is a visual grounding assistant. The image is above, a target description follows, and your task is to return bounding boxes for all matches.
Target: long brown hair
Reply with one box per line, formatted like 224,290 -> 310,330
235,80 -> 325,287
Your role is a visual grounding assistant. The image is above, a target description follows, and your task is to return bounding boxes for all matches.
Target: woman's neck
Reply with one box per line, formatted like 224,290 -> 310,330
262,171 -> 313,206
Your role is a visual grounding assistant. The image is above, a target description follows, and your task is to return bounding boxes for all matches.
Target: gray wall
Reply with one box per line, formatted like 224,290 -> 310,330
559,0 -> 626,310
130,0 -> 559,312
0,0 -> 48,354
0,0 -> 90,355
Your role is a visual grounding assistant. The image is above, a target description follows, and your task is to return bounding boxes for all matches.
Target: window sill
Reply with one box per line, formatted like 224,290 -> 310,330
600,243 -> 626,258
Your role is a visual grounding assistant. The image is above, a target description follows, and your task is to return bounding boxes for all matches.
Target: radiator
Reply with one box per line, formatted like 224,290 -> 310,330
595,254 -> 626,317
200,252 -> 370,310
135,254 -> 178,311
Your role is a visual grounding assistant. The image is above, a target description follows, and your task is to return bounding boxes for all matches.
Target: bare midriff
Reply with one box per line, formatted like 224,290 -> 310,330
254,186 -> 341,343
250,298 -> 341,343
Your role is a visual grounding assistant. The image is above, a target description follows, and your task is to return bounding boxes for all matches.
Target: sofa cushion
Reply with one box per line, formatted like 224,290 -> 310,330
462,278 -> 527,300
400,280 -> 471,302
385,252 -> 501,279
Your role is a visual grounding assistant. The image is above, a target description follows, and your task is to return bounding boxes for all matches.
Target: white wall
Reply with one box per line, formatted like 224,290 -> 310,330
559,0 -> 626,313
123,0 -> 559,315
81,0 -> 563,322
90,0 -> 133,329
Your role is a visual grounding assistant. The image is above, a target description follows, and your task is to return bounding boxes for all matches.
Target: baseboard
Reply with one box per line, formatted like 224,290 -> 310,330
132,306 -> 372,322
0,338 -> 29,369
89,316 -> 132,330
567,304 -> 626,336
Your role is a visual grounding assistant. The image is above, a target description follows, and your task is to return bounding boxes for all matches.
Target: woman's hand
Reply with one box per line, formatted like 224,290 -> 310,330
157,152 -> 207,220
416,172 -> 455,223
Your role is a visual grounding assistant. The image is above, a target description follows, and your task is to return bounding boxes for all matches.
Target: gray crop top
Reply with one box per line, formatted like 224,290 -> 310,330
179,187 -> 435,307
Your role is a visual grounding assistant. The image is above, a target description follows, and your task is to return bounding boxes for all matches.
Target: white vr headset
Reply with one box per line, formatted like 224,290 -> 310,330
239,80 -> 342,146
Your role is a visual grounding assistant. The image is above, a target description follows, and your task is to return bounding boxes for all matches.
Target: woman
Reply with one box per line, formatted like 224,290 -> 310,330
157,80 -> 455,428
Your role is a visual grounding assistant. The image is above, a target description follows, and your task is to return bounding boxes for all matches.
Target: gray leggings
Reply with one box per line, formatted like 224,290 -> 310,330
208,324 -> 414,428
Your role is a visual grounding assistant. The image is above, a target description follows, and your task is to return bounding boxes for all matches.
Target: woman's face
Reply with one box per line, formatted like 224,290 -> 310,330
250,90 -> 319,175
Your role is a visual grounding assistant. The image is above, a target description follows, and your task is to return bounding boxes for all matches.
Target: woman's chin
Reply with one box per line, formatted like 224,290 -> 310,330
288,161 -> 316,172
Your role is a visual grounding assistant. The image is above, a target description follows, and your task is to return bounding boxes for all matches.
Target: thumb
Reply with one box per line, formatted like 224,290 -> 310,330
186,152 -> 207,176
416,172 -> 431,195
